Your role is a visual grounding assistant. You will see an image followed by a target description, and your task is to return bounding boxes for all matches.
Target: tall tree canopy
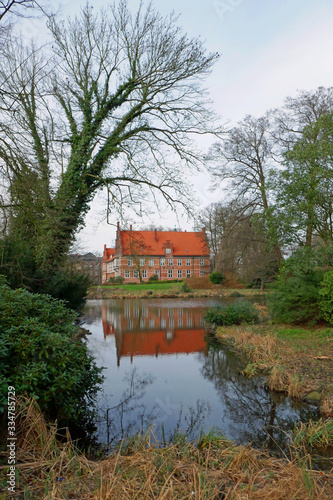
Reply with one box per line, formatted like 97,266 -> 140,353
210,113 -> 282,265
0,1 -> 221,289
204,87 -> 333,283
275,112 -> 333,247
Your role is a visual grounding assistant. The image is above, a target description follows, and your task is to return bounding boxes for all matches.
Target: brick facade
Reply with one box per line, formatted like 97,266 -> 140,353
102,224 -> 210,283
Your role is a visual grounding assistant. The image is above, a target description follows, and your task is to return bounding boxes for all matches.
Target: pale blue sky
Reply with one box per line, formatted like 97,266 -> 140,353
17,0 -> 333,251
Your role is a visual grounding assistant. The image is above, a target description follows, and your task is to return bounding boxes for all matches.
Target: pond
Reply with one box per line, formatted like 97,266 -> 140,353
82,297 -> 319,453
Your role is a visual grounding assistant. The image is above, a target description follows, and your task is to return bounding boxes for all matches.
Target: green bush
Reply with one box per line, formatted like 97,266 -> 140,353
0,279 -> 103,428
0,237 -> 90,311
267,245 -> 333,325
148,274 -> 159,281
42,269 -> 91,312
209,271 -> 225,285
109,276 -> 125,284
268,270 -> 324,324
181,282 -> 192,293
319,270 -> 333,325
204,301 -> 259,326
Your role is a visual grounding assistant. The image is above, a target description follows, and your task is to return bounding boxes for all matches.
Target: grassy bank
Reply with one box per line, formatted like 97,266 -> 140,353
87,282 -> 265,300
1,399 -> 333,499
214,321 -> 333,417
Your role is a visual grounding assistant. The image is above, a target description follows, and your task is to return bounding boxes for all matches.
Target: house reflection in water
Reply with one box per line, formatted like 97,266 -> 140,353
102,300 -> 208,365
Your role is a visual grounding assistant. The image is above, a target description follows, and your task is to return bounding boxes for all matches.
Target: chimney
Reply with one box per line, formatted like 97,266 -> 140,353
202,227 -> 206,233
154,229 -> 158,242
130,224 -> 132,231
104,244 -> 106,251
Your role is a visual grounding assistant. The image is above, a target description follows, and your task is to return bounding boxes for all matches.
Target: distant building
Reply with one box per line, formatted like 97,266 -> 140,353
102,223 -> 210,283
68,252 -> 102,284
102,247 -> 115,284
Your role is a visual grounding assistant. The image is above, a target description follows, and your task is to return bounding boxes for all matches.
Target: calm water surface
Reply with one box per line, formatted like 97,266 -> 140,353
83,297 -> 319,452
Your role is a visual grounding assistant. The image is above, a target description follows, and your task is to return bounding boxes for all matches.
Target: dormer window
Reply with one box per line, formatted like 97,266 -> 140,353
165,248 -> 171,254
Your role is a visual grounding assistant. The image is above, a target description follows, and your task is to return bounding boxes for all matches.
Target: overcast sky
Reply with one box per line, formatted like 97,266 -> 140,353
19,0 -> 333,253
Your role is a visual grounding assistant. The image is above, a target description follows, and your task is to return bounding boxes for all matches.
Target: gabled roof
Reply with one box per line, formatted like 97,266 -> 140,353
68,252 -> 101,261
103,247 -> 115,262
119,230 -> 209,256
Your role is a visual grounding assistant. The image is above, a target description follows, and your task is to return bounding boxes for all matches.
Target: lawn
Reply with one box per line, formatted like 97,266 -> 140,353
101,282 -> 182,291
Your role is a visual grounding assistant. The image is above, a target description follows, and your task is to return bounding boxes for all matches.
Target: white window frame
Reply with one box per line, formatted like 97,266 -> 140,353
199,258 -> 204,266
128,258 -> 133,266
140,258 -> 145,267
168,269 -> 173,278
186,269 -> 191,277
155,269 -> 160,276
142,269 -> 147,278
160,258 -> 165,266
149,258 -> 154,266
177,258 -> 182,266
186,258 -> 191,266
168,258 -> 173,266
199,270 -> 204,277
177,269 -> 182,278
125,270 -> 130,278
133,270 -> 139,278
165,248 -> 171,254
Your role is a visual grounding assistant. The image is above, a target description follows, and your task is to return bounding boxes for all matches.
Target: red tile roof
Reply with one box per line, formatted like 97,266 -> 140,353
119,230 -> 209,256
103,247 -> 115,262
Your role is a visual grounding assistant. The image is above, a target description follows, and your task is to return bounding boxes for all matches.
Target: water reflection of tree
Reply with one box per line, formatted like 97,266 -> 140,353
82,302 -> 104,323
199,334 -> 319,452
95,368 -> 156,447
95,368 -> 211,448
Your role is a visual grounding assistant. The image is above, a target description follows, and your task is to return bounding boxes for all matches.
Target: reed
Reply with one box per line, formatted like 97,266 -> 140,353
1,398 -> 333,499
292,419 -> 333,450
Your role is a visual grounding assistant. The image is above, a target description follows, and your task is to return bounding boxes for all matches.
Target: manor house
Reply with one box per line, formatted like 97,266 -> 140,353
102,223 -> 210,283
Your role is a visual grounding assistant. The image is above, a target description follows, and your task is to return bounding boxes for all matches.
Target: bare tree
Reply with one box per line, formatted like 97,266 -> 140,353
0,0 -> 36,21
200,200 -> 278,285
210,114 -> 282,264
273,86 -> 333,151
198,203 -> 225,268
0,1 -> 221,282
0,1 -> 50,45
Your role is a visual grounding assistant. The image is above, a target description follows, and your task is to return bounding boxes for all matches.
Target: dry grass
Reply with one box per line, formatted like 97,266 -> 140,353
217,324 -> 280,365
1,399 -> 333,499
321,396 -> 333,418
222,272 -> 246,289
215,323 -> 333,415
184,276 -> 216,289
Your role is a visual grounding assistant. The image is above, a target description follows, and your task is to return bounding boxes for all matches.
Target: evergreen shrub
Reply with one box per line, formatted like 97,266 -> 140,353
0,279 -> 103,428
148,274 -> 159,281
42,269 -> 91,312
181,282 -> 192,293
268,271 -> 324,324
209,271 -> 225,285
319,270 -> 333,325
0,238 -> 90,311
109,276 -> 125,284
204,301 -> 259,326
